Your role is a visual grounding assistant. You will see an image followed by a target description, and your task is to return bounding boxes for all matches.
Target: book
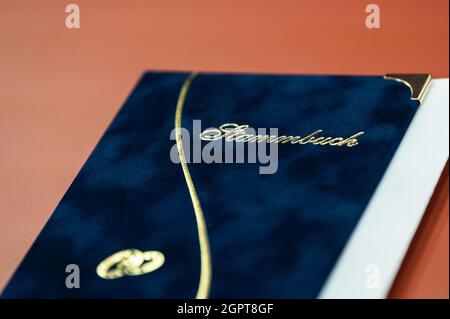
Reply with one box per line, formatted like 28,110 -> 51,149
2,72 -> 448,298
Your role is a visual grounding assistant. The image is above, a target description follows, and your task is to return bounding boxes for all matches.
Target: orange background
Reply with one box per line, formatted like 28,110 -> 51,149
0,0 -> 448,297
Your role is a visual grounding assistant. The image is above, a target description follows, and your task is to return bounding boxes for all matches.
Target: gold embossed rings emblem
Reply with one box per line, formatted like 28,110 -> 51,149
96,249 -> 165,279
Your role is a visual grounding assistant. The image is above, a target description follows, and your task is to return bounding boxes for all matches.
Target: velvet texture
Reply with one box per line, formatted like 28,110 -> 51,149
2,72 -> 418,298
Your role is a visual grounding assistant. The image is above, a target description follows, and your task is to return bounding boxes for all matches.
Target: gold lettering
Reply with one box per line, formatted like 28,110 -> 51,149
270,135 -> 300,143
312,137 -> 326,145
318,137 -> 333,145
267,135 -> 280,143
337,132 -> 365,147
199,128 -> 222,141
219,123 -> 249,142
298,130 -> 323,144
234,134 -> 253,142
255,135 -> 270,143
198,123 -> 364,149
329,137 -> 344,146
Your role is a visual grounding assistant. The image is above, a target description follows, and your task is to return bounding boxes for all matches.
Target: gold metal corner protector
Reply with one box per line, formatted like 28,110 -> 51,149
384,74 -> 432,104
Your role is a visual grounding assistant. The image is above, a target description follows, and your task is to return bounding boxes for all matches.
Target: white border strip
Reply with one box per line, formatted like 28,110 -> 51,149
319,79 -> 449,299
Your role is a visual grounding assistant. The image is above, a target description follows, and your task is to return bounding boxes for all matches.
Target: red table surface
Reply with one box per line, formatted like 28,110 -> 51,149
0,0 -> 448,297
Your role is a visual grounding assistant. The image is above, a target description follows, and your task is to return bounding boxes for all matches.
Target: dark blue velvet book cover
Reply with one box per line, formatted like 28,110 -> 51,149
2,72 -> 419,298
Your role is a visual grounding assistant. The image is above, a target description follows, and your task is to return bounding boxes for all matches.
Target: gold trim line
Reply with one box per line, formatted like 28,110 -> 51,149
384,74 -> 432,104
174,72 -> 212,299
